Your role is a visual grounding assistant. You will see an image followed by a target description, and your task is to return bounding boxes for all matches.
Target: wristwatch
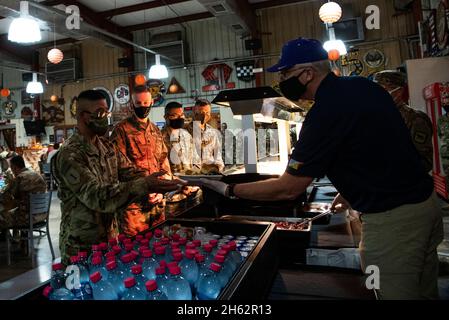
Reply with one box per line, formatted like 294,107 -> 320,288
227,183 -> 238,199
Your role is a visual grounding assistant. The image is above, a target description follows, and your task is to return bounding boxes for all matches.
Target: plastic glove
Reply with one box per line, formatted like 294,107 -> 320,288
199,178 -> 229,197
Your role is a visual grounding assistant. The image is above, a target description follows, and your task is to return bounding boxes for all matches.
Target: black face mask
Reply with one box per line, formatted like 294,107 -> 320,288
134,107 -> 151,119
169,118 -> 185,129
87,116 -> 109,136
279,71 -> 311,101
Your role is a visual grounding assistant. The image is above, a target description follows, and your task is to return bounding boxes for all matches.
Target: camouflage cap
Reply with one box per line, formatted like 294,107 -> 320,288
373,70 -> 407,88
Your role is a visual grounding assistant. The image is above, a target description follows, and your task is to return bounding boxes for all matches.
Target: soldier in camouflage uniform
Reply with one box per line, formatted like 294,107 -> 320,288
438,106 -> 449,177
374,70 -> 434,173
161,102 -> 198,175
110,86 -> 173,237
0,155 -> 47,228
53,90 -> 182,264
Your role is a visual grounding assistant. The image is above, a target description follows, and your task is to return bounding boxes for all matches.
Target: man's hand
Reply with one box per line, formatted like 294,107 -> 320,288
331,193 -> 351,213
199,178 -> 229,197
149,193 -> 163,204
145,172 -> 187,194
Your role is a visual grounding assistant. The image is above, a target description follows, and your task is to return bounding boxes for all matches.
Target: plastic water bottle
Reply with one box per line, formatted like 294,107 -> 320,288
154,246 -> 167,264
141,250 -> 158,280
171,233 -> 181,242
165,266 -> 192,300
192,240 -> 202,249
108,238 -> 118,250
88,245 -> 101,265
90,256 -> 108,279
194,254 -> 209,291
144,231 -> 153,242
145,280 -> 168,300
196,263 -> 222,300
155,266 -> 169,296
120,253 -> 137,276
43,285 -> 75,300
89,271 -> 119,300
50,263 -> 66,289
131,264 -> 148,290
122,277 -> 146,300
69,256 -> 92,300
227,241 -> 243,266
217,249 -> 236,273
118,234 -> 127,248
214,255 -> 231,288
98,242 -> 108,255
78,251 -> 90,272
140,239 -> 150,250
112,245 -> 123,258
179,249 -> 199,290
149,229 -> 163,248
209,239 -> 218,255
178,237 -> 187,253
106,260 -> 126,299
201,244 -> 214,265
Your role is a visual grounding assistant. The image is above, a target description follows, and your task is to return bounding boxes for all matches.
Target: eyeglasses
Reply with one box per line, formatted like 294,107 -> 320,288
279,67 -> 310,81
83,109 -> 111,119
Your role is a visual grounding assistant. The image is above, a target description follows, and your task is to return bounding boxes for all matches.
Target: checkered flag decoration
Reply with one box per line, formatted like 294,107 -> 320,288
235,60 -> 256,82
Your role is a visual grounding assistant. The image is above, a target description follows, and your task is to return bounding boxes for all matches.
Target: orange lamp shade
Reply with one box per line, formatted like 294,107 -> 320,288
135,74 -> 147,86
169,84 -> 178,93
0,88 -> 10,97
48,48 -> 64,64
50,94 -> 58,102
328,49 -> 340,61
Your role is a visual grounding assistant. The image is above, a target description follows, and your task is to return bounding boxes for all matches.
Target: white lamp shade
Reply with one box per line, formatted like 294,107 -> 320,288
323,40 -> 347,55
149,64 -> 168,79
8,1 -> 41,43
26,73 -> 43,94
319,2 -> 342,24
48,48 -> 64,64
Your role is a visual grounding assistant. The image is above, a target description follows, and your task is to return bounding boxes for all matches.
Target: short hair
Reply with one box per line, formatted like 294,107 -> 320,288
195,99 -> 211,108
53,143 -> 60,150
373,70 -> 407,88
133,85 -> 150,95
10,155 -> 25,169
165,102 -> 183,115
77,90 -> 107,118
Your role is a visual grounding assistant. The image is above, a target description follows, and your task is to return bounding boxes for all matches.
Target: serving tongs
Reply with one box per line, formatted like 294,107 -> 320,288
295,209 -> 333,228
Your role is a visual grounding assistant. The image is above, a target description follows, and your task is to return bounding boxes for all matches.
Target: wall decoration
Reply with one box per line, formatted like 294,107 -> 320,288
235,60 -> 256,82
1,98 -> 17,118
201,63 -> 235,92
429,9 -> 440,55
21,90 -> 32,104
436,0 -> 448,50
363,49 -> 386,69
93,87 -> 114,112
341,49 -> 365,76
146,79 -> 166,107
42,104 -> 65,125
167,77 -> 186,94
70,97 -> 77,118
114,84 -> 130,105
21,106 -> 33,121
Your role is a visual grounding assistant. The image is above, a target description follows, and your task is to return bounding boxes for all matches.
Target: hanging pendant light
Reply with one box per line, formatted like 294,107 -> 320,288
47,13 -> 63,64
149,54 -> 169,79
8,1 -> 42,43
323,40 -> 347,55
26,73 -> 43,94
319,1 -> 342,24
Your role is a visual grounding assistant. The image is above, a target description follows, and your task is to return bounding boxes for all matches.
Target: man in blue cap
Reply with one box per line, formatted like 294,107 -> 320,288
201,37 -> 443,300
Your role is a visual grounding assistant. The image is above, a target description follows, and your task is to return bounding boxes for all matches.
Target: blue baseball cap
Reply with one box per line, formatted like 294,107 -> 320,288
267,37 -> 329,73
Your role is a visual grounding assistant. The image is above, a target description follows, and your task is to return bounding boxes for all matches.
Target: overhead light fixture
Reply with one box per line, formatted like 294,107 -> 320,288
319,1 -> 342,24
149,54 -> 168,79
47,14 -> 63,64
26,73 -> 43,94
8,1 -> 42,43
323,40 -> 347,55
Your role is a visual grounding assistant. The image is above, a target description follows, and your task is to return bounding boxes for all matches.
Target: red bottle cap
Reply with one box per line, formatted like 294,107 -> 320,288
171,234 -> 180,241
136,235 -> 143,242
169,266 -> 181,275
217,250 -> 227,257
171,242 -> 180,249
228,241 -> 237,250
221,244 -> 231,252
70,256 -> 79,264
186,243 -> 195,250
161,237 -> 170,245
78,251 -> 88,259
106,255 -> 116,263
155,266 -> 165,275
210,263 -> 222,272
209,239 -> 218,247
145,280 -> 158,292
192,240 -> 201,247
108,239 -> 117,247
105,251 -> 115,259
131,251 -> 139,259
153,242 -> 162,248
120,253 -> 133,264
124,277 -> 136,288
112,246 -> 122,255
91,245 -> 99,251
195,254 -> 205,263
159,260 -> 167,268
142,250 -> 153,258
118,234 -> 126,242
131,265 -> 143,275
172,248 -> 182,254
43,286 -> 53,298
106,261 -> 117,271
140,239 -> 149,247
145,231 -> 153,240
179,238 -> 187,245
93,251 -> 103,259
52,263 -> 63,271
185,249 -> 196,259
214,255 -> 225,264
203,244 -> 213,252
99,242 -> 108,251
167,261 -> 178,269
124,243 -> 133,252
90,271 -> 102,283
173,252 -> 183,262
123,238 -> 132,245
92,256 -> 102,266
154,229 -> 163,237
155,246 -> 166,255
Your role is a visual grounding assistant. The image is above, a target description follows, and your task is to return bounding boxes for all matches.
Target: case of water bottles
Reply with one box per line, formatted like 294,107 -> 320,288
17,218 -> 278,301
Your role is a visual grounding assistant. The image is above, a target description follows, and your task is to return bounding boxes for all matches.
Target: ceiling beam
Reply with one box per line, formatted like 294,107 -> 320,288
124,12 -> 214,32
251,0 -> 309,10
99,0 -> 190,18
233,0 -> 258,37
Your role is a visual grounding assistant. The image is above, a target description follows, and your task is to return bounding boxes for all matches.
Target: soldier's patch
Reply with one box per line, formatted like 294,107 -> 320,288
414,131 -> 427,144
66,167 -> 81,185
288,159 -> 302,171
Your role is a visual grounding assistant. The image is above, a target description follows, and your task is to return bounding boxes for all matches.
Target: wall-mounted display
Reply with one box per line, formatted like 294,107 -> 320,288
42,104 -> 65,125
113,84 -> 130,105
147,79 -> 166,107
1,98 -> 17,118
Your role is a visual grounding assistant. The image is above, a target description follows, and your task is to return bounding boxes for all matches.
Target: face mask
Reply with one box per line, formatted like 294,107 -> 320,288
169,118 -> 185,129
279,71 -> 311,101
134,107 -> 151,119
87,116 -> 109,136
194,113 -> 206,125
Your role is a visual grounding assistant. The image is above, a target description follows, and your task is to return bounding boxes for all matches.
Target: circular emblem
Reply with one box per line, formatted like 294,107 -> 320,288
146,79 -> 166,107
113,84 -> 130,105
363,49 -> 385,69
93,87 -> 114,112
70,97 -> 77,118
2,99 -> 17,118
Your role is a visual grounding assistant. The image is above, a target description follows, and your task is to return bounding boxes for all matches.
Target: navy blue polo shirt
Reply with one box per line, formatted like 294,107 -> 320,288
287,73 -> 434,213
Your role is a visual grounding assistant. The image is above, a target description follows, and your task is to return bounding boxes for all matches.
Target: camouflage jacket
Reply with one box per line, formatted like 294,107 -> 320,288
53,130 -> 149,264
161,126 -> 198,175
186,122 -> 225,174
398,103 -> 434,173
110,115 -> 172,175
